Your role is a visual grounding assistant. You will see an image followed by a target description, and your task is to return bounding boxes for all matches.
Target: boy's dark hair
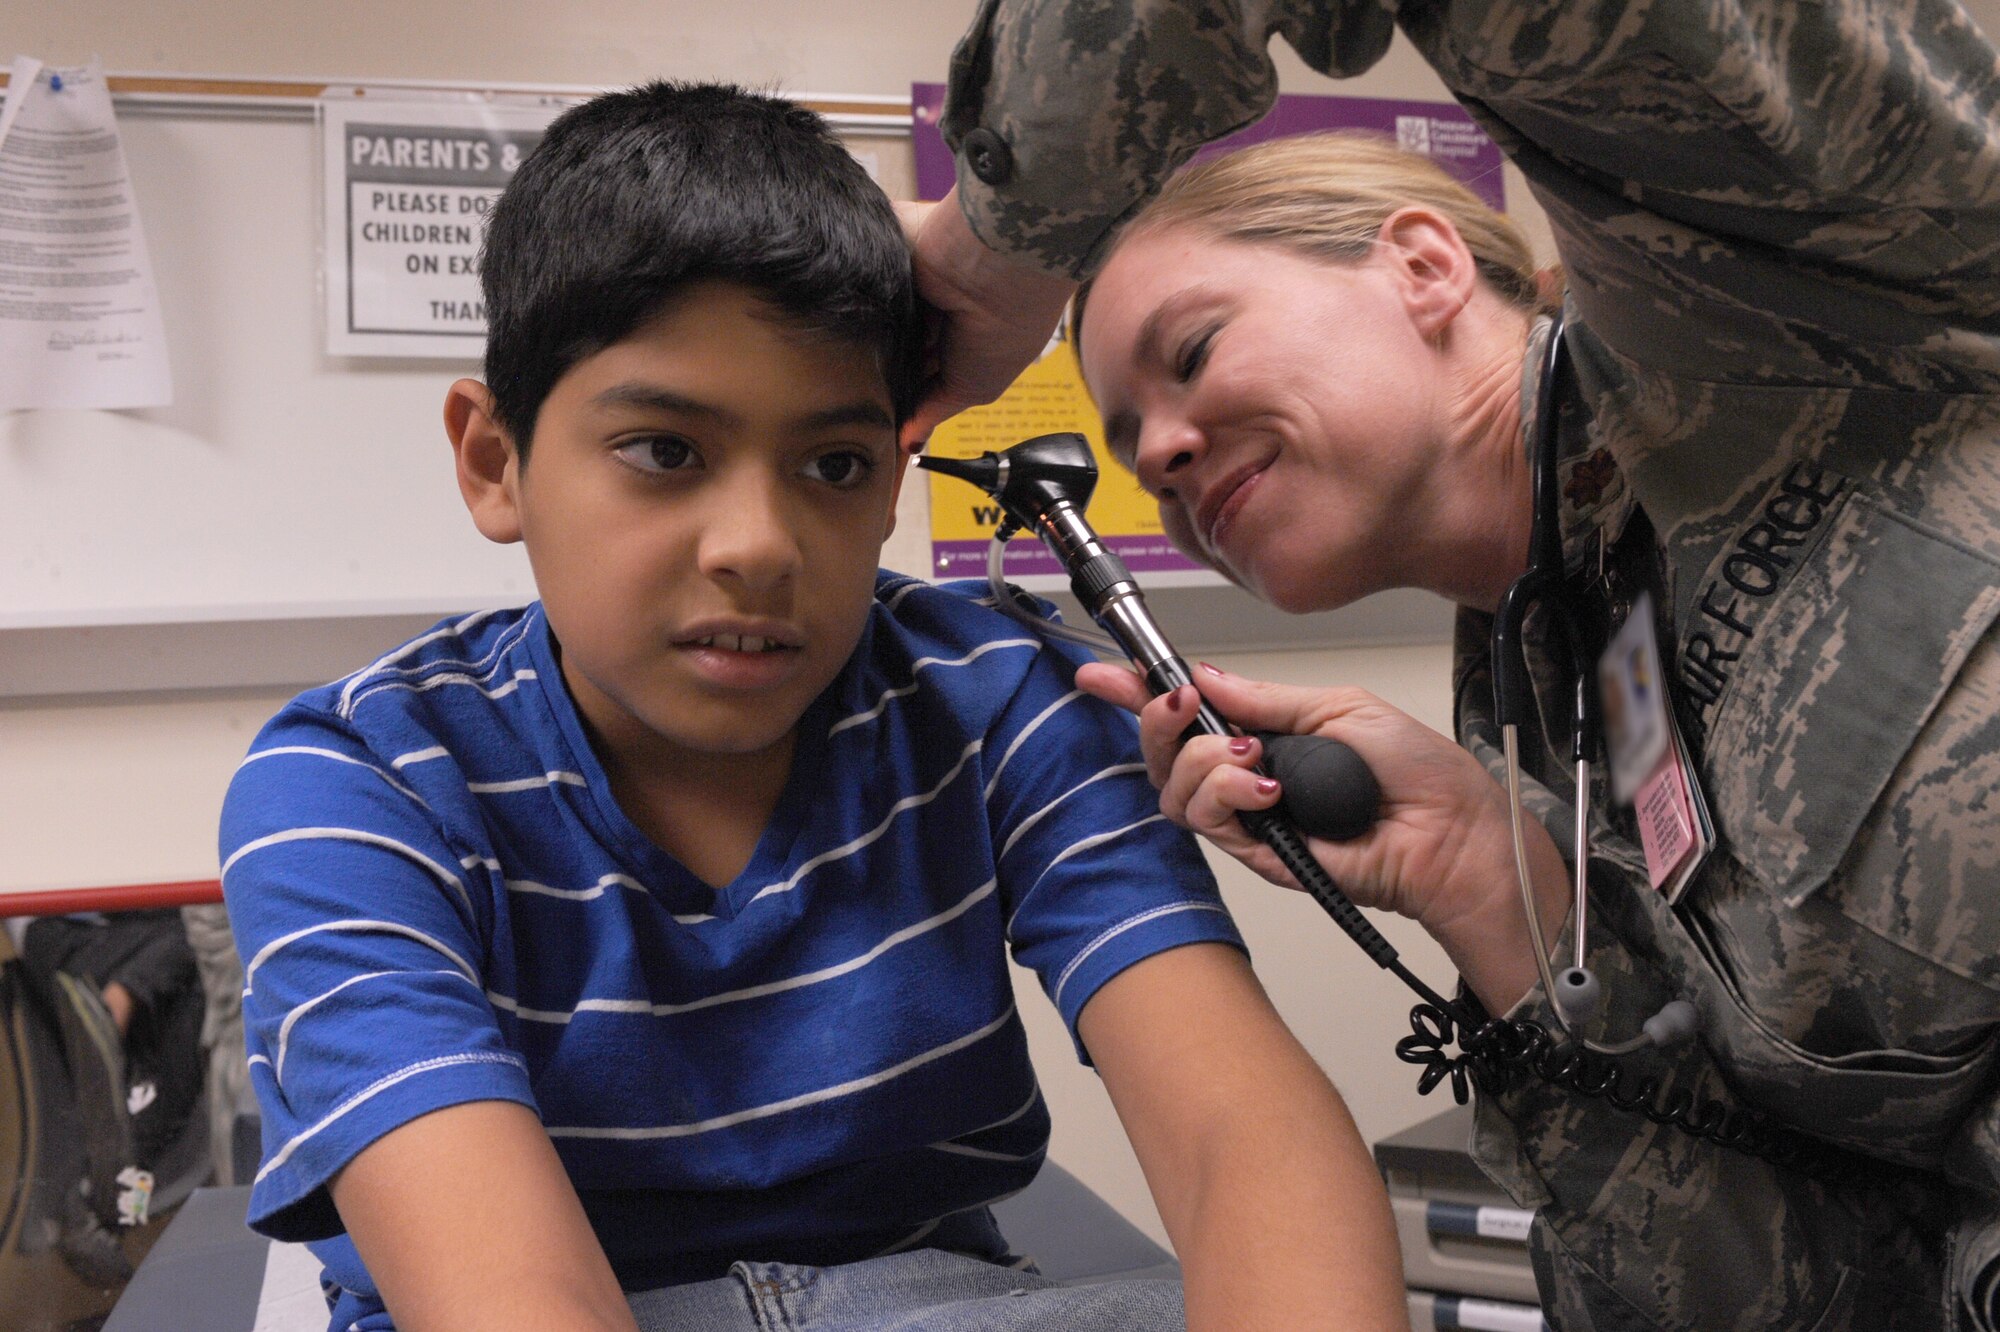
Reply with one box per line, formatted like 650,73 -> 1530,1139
481,82 -> 922,449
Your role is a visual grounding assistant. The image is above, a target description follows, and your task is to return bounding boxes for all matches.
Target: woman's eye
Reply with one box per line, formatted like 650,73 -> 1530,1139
614,435 -> 697,474
1175,327 -> 1216,382
804,449 -> 874,488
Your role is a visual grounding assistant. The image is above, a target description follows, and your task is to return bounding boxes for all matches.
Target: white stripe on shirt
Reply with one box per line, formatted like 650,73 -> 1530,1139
1006,814 -> 1166,934
828,639 -> 1040,736
998,762 -> 1147,859
982,690 -> 1088,799
337,608 -> 512,717
744,739 -> 984,907
880,579 -> 927,611
545,1006 -> 1015,1140
242,918 -> 476,995
928,1140 -> 1047,1163
491,878 -> 998,1024
344,613 -> 538,716
466,771 -> 587,794
223,827 -> 471,916
274,968 -> 479,1084
502,872 -> 648,903
237,747 -> 429,808
1052,902 -> 1231,1009
351,667 -> 538,713
254,1050 -> 527,1186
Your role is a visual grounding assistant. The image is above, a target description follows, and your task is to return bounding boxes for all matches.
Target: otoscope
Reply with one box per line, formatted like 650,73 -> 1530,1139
918,433 -> 1453,1013
921,432 -> 1848,1176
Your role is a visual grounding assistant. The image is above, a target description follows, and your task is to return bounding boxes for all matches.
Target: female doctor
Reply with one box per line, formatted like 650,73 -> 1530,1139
900,2 -> 2000,1328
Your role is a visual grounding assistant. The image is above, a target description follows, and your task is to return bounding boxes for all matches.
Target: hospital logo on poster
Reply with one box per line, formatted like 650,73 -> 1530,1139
1396,115 -> 1432,154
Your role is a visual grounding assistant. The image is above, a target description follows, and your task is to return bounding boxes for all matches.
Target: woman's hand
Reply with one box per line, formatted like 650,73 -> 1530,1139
1075,661 -> 1570,1013
892,191 -> 1077,451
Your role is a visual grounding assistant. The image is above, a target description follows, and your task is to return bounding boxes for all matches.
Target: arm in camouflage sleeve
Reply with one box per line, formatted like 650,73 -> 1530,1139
941,0 -> 1397,278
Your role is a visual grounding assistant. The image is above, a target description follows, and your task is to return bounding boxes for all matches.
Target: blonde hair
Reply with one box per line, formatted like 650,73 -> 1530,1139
1074,131 -> 1549,348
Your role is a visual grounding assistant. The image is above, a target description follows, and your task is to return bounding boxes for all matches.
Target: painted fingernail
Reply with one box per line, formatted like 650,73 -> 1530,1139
1255,778 -> 1279,795
1228,737 -> 1254,755
1199,662 -> 1226,677
1165,686 -> 1188,711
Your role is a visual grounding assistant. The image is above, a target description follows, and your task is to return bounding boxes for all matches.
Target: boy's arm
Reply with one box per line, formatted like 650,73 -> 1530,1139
1077,943 -> 1410,1331
330,1099 -> 638,1332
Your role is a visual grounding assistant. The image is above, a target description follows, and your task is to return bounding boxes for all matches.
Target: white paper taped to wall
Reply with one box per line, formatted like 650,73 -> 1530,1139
0,57 -> 172,410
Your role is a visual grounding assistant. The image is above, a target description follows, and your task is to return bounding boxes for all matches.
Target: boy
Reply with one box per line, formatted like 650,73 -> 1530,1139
219,83 -> 1403,1331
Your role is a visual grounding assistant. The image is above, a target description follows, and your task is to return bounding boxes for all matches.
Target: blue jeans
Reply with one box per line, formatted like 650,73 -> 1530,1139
626,1249 -> 1185,1331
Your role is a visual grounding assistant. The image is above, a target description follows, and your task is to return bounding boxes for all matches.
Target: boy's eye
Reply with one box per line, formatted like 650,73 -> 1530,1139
803,449 -> 874,489
614,435 -> 698,474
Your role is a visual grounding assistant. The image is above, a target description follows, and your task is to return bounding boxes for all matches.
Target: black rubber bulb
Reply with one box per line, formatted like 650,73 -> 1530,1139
1254,732 -> 1380,842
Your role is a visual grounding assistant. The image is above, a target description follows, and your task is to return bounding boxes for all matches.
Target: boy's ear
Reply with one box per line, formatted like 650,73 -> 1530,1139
881,444 -> 916,540
444,379 -> 524,544
1376,206 -> 1477,341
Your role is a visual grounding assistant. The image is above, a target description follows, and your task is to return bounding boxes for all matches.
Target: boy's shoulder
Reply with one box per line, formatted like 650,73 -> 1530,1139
856,573 -> 1081,726
263,603 -> 548,756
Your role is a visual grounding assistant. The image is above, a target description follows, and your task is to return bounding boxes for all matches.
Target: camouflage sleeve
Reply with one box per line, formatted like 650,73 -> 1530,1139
941,0 -> 1397,276
1409,0 -> 2000,393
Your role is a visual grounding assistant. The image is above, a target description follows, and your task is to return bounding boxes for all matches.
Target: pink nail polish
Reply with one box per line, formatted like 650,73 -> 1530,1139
1228,737 -> 1254,755
1255,778 -> 1279,795
1199,662 -> 1226,677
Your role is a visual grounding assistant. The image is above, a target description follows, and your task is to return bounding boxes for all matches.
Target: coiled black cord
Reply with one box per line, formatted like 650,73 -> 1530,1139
1394,999 -> 1854,1183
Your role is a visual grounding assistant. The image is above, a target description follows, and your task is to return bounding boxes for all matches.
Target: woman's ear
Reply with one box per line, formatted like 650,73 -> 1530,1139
444,379 -> 524,544
1376,207 -> 1477,340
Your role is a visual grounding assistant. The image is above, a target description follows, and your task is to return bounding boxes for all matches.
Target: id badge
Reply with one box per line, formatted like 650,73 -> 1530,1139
1599,592 -> 1715,900
1598,592 -> 1670,803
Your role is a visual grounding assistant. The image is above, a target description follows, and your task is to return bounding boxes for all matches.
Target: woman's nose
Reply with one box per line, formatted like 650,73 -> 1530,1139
1132,416 -> 1205,500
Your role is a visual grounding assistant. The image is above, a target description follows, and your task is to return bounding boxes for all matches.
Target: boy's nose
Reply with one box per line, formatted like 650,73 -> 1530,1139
696,476 -> 804,591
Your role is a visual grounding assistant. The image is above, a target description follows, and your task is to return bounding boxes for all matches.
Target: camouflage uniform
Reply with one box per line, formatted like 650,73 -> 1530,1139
946,2 -> 2000,1328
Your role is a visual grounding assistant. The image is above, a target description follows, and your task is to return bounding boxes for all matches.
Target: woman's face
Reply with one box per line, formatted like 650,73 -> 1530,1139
1078,225 -> 1449,613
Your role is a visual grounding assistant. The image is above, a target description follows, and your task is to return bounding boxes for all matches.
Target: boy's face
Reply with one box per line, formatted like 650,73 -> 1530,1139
480,282 -> 907,772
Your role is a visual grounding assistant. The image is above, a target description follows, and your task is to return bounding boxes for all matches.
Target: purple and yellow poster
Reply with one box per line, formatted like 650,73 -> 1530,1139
911,82 -> 1504,585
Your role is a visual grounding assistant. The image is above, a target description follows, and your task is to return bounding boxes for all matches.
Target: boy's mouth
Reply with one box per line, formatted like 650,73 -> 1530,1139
688,634 -> 789,653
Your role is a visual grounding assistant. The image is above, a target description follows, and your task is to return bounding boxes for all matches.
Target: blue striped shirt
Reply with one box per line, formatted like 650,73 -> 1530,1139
219,574 -> 1240,1326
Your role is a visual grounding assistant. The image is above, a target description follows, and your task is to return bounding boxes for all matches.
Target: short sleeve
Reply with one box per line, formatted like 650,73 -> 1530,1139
982,637 -> 1244,1060
219,705 -> 534,1242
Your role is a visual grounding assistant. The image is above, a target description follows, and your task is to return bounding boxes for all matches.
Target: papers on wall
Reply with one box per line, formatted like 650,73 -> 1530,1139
320,96 -> 561,358
0,57 -> 172,410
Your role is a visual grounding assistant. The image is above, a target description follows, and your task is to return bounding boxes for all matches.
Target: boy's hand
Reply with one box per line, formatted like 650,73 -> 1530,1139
893,190 -> 1075,451
1075,660 -> 1570,1014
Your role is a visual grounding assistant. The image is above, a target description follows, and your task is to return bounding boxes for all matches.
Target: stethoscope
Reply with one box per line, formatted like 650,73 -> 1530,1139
1489,314 -> 1697,1055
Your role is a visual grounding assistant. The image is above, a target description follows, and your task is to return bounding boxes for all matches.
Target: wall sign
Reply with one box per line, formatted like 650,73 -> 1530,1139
320,97 -> 558,357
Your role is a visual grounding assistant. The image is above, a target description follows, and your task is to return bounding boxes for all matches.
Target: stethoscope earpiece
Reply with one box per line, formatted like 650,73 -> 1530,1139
1551,966 -> 1603,1027
1642,1000 -> 1699,1049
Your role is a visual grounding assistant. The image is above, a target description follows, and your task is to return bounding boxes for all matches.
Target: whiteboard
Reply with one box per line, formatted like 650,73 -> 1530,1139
0,106 -> 537,625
